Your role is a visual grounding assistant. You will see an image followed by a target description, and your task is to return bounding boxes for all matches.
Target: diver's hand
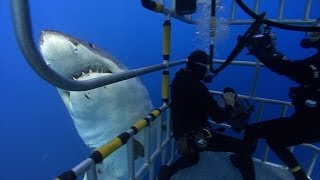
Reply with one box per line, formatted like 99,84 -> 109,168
246,32 -> 287,67
222,92 -> 235,107
246,33 -> 276,57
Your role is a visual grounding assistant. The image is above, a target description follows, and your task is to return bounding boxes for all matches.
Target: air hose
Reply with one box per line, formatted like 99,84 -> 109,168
212,12 -> 266,76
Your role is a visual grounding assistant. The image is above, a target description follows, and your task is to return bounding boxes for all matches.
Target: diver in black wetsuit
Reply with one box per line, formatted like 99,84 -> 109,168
158,50 -> 256,180
243,18 -> 320,180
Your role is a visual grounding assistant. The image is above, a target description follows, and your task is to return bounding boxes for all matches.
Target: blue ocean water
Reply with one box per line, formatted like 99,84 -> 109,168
1,0 -> 319,179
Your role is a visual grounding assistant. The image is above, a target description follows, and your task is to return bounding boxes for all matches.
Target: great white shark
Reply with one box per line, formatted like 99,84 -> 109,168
39,30 -> 153,180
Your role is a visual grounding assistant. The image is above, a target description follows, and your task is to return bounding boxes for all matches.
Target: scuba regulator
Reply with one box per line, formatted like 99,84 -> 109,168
300,18 -> 320,49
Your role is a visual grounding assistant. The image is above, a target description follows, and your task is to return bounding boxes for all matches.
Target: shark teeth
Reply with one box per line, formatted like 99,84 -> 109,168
70,65 -> 111,79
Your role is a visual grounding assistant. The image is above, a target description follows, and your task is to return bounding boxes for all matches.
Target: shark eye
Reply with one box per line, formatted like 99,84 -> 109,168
88,42 -> 95,48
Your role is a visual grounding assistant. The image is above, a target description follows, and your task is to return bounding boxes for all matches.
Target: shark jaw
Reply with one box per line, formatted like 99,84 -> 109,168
39,30 -> 153,179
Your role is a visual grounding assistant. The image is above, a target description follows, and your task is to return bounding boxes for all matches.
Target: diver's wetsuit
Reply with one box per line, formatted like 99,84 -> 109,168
244,51 -> 320,179
168,68 -> 255,180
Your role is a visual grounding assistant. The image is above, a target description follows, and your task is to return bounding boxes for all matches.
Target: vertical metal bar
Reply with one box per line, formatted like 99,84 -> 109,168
146,122 -> 154,180
161,141 -> 167,165
278,0 -> 285,20
279,105 -> 291,168
166,108 -> 171,143
157,116 -> 162,153
289,146 -> 294,153
280,105 -> 288,117
254,0 -> 260,13
230,0 -> 236,21
256,102 -> 265,122
168,138 -> 176,165
86,166 -> 97,180
127,137 -> 135,180
161,111 -> 169,165
144,125 -> 151,166
306,152 -> 318,177
249,61 -> 261,97
171,0 -> 176,11
149,158 -> 155,180
165,108 -> 172,164
304,0 -> 312,20
282,146 -> 295,168
166,107 -> 175,166
209,0 -> 216,67
263,146 -> 270,162
276,103 -> 291,167
261,104 -> 289,163
149,120 -> 156,180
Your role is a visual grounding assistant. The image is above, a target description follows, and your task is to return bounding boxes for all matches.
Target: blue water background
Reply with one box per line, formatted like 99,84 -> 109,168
1,0 -> 319,179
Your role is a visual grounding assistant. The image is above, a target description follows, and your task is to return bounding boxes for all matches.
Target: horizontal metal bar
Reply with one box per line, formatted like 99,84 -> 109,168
11,0 -> 187,91
151,148 -> 162,163
229,19 -> 317,25
71,158 -> 95,178
161,138 -> 171,149
208,120 -> 232,129
210,90 -> 292,106
135,163 -> 150,179
160,7 -> 199,25
300,143 -> 320,153
213,59 -> 264,67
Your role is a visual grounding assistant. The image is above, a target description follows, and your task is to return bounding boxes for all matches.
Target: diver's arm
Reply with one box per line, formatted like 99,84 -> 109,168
247,32 -> 320,84
193,81 -> 234,123
257,52 -> 320,84
208,97 -> 234,124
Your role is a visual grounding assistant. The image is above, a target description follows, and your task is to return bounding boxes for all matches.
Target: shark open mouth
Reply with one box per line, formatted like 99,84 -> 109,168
39,29 -> 129,100
71,65 -> 112,80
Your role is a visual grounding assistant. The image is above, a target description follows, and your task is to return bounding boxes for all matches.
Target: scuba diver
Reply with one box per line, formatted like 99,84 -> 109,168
243,18 -> 320,180
158,50 -> 256,180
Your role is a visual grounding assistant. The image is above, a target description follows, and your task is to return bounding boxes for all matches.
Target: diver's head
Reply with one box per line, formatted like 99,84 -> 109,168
186,50 -> 210,80
300,18 -> 320,49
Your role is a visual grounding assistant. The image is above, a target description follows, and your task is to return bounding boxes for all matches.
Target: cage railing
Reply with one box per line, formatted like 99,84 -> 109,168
212,56 -> 319,178
11,0 -> 320,179
230,0 -> 316,25
209,90 -> 319,179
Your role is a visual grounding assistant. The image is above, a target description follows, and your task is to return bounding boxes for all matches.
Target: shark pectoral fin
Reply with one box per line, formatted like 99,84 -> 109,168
133,139 -> 144,160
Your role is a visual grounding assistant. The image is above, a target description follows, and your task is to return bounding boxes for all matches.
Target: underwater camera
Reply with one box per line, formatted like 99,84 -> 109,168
175,0 -> 197,15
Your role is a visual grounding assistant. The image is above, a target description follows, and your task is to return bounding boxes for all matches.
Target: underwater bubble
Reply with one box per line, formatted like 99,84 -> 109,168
193,0 -> 230,51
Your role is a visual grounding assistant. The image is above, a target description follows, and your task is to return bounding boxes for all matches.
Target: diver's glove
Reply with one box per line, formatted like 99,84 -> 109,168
246,32 -> 276,58
245,31 -> 288,69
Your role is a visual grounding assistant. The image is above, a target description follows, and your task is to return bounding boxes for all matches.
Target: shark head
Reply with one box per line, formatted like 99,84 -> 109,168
39,30 -> 129,78
39,30 -> 153,179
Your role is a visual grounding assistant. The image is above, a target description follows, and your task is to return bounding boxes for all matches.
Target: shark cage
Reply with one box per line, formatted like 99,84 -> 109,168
10,0 -> 320,179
